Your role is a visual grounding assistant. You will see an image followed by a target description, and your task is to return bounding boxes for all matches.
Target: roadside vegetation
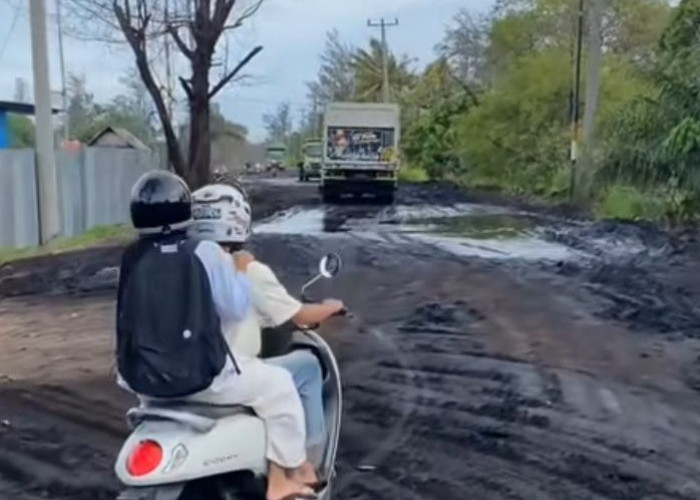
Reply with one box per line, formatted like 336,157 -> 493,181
44,0 -> 700,223
264,0 -> 700,223
0,225 -> 133,265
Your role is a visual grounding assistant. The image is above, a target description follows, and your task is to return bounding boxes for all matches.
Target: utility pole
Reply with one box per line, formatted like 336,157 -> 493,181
56,0 -> 69,142
579,0 -> 603,199
30,0 -> 61,244
367,18 -> 399,103
164,0 -> 174,119
569,0 -> 584,201
311,95 -> 321,138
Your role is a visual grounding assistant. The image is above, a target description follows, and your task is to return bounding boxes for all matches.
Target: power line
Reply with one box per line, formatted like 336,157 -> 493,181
367,17 -> 399,103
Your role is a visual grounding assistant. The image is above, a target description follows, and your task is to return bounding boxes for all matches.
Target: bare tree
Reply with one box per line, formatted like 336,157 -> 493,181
263,102 -> 292,143
66,0 -> 264,188
307,30 -> 357,106
437,9 -> 489,84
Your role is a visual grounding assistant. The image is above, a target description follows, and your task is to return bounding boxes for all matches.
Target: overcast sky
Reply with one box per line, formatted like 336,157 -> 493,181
0,0 -> 493,141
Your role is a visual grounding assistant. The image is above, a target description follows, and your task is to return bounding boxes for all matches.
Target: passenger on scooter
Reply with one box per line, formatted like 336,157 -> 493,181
190,182 -> 345,489
116,171 -> 317,500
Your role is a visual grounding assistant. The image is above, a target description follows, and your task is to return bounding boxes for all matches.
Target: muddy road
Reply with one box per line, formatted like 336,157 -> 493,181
2,179 -> 700,500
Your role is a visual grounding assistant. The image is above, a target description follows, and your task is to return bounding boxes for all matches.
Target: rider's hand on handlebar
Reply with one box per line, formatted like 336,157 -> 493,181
233,250 -> 256,272
323,299 -> 345,315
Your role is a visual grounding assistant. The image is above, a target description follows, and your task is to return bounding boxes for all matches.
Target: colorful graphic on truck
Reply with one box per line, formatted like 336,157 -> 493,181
326,127 -> 396,163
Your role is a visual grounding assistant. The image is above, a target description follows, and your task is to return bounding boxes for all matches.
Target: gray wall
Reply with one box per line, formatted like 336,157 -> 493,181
0,147 -> 158,249
0,150 -> 39,248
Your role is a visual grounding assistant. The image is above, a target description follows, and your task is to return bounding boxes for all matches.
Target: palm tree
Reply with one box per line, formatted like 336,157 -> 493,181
352,39 -> 416,103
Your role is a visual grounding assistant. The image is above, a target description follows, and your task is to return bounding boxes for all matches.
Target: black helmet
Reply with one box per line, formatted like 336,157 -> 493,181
130,170 -> 191,234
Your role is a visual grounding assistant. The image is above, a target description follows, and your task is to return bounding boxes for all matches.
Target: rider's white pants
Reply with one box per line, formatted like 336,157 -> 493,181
186,356 -> 307,469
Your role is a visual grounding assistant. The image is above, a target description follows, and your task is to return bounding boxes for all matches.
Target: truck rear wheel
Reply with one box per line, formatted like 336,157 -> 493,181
321,186 -> 339,204
371,185 -> 395,205
323,192 -> 339,204
378,191 -> 395,204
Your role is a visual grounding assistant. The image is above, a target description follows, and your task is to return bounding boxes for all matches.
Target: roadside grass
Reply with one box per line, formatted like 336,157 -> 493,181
594,185 -> 667,221
0,225 -> 134,265
399,165 -> 429,182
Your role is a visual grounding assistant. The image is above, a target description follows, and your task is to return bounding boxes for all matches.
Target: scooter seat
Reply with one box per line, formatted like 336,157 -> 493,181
142,399 -> 256,419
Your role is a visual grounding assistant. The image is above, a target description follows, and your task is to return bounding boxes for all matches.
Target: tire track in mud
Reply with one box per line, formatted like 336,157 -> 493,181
0,384 -> 125,500
336,302 -> 700,500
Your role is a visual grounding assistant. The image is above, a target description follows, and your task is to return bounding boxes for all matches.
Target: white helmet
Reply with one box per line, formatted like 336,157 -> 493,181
190,183 -> 251,244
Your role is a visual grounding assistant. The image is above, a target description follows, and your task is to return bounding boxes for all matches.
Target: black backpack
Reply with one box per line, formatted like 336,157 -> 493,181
116,236 -> 238,398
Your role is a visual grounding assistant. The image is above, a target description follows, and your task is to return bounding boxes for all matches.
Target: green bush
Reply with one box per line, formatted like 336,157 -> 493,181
399,165 -> 429,182
594,185 -> 667,221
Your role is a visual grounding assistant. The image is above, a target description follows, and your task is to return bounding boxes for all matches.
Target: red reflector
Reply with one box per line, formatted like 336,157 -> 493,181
127,440 -> 163,477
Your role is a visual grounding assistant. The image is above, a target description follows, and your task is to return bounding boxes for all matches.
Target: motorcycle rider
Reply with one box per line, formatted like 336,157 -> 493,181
190,181 -> 345,489
116,171 -> 316,500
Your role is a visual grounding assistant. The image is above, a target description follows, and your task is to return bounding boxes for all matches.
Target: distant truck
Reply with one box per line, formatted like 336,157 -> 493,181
321,102 -> 400,203
299,140 -> 323,182
265,144 -> 286,176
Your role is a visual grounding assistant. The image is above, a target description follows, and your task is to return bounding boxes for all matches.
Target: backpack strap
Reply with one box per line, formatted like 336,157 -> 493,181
184,238 -> 242,375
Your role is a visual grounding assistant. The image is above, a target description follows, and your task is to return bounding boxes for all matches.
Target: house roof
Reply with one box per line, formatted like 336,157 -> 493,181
87,126 -> 150,150
0,100 -> 60,115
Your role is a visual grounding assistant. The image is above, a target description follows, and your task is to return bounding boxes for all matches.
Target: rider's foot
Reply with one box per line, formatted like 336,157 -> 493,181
268,463 -> 316,500
290,460 -> 321,488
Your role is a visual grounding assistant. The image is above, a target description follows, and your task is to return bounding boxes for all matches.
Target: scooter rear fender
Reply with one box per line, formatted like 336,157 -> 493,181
115,413 -> 267,487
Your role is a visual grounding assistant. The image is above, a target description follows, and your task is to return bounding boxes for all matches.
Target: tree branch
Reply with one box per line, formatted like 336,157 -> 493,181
168,25 -> 194,59
179,76 -> 194,99
208,45 -> 263,98
113,0 -> 186,177
211,0 -> 233,27
230,0 -> 264,29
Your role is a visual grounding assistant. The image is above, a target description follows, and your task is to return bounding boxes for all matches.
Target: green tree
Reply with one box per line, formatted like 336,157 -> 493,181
458,49 -> 573,195
352,39 -> 416,102
66,72 -> 158,144
600,0 -> 700,220
402,59 -> 475,179
433,0 -> 673,207
8,115 -> 35,148
66,73 -> 100,141
486,0 -> 670,76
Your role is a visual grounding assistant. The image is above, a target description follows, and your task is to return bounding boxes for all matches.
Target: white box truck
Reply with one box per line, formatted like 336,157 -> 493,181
321,102 -> 400,203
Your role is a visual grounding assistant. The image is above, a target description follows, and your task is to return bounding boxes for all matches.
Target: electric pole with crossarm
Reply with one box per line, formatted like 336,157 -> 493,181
367,18 -> 399,103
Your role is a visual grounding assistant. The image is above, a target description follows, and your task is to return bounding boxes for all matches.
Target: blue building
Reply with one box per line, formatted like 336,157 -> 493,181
0,100 -> 60,149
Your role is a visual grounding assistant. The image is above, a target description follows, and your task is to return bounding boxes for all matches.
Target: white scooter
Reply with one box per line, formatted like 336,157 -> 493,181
115,254 -> 345,500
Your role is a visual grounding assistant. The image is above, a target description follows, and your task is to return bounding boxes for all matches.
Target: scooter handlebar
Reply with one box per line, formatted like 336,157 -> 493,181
303,308 -> 349,330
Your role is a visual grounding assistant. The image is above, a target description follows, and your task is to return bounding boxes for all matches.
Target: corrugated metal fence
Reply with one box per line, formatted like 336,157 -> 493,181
0,148 -> 159,249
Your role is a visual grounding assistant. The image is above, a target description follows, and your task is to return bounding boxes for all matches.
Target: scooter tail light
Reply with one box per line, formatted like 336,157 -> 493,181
126,440 -> 163,477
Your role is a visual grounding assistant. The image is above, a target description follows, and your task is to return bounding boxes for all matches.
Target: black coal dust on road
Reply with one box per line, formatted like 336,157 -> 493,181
2,181 -> 700,500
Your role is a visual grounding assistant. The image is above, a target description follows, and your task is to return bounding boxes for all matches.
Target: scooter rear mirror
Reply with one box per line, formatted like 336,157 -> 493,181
302,253 -> 342,302
319,253 -> 342,279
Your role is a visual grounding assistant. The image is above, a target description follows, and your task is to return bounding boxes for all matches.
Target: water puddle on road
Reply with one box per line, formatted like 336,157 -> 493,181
254,204 -> 583,261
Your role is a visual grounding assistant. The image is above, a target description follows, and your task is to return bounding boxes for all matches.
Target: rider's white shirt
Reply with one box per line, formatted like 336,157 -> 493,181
222,261 -> 302,359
